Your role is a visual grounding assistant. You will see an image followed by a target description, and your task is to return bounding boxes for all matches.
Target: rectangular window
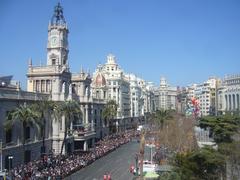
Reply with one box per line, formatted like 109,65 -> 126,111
5,111 -> 12,144
24,126 -> 30,140
5,129 -> 12,144
41,80 -> 45,92
46,80 -> 51,92
52,59 -> 56,65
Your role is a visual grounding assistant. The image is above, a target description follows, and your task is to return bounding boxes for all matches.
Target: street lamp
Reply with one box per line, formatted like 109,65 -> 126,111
135,153 -> 139,176
8,156 -> 13,172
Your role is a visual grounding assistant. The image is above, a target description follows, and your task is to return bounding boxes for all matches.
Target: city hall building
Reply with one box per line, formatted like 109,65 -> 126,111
0,3 -> 155,169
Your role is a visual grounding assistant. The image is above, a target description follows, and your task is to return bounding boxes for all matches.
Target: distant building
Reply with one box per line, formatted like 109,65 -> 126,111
92,54 -> 155,129
195,78 -> 219,116
154,77 -> 177,111
92,54 -> 131,120
217,74 -> 240,115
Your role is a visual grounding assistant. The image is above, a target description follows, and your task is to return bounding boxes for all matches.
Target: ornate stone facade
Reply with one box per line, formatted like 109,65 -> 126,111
154,77 -> 177,111
217,75 -> 240,115
92,54 -> 131,119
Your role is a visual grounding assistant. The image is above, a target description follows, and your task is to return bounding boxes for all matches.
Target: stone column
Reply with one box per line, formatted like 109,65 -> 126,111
229,94 -> 232,111
86,107 -> 89,124
33,80 -> 35,92
233,94 -> 236,110
237,94 -> 240,110
84,141 -> 88,151
225,95 -> 228,111
111,87 -> 114,99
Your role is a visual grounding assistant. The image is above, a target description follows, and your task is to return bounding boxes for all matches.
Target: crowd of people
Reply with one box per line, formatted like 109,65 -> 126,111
10,130 -> 139,180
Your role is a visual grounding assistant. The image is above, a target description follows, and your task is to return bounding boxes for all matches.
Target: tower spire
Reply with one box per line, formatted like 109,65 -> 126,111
51,2 -> 66,25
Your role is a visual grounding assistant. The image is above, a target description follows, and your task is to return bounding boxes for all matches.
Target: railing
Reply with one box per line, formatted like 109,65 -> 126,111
28,65 -> 70,74
0,88 -> 49,100
72,123 -> 95,138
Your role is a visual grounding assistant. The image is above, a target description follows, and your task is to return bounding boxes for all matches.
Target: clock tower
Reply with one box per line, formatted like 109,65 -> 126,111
47,3 -> 69,66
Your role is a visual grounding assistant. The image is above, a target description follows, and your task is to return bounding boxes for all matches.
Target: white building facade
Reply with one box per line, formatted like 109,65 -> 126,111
92,54 -> 131,119
26,3 -> 105,154
154,77 -> 177,111
217,75 -> 240,115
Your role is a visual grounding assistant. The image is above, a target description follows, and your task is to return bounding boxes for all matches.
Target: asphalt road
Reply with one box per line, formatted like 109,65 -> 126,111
65,140 -> 149,180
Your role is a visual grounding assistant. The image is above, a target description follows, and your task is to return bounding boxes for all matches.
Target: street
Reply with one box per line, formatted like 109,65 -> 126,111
65,140 -> 151,180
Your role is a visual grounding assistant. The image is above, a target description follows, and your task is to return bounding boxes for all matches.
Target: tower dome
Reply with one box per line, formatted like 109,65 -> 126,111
95,73 -> 106,87
160,77 -> 167,87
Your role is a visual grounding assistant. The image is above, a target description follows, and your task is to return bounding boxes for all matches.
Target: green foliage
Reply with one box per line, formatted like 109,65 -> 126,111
4,104 -> 41,144
158,172 -> 181,180
199,115 -> 240,143
102,100 -> 118,133
55,100 -> 82,127
218,142 -> 240,179
31,100 -> 57,153
102,100 -> 118,121
154,109 -> 172,129
55,100 -> 82,154
4,103 -> 41,163
173,147 -> 226,180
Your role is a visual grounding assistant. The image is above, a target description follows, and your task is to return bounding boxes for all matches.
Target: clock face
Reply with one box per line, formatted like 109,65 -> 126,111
51,36 -> 58,47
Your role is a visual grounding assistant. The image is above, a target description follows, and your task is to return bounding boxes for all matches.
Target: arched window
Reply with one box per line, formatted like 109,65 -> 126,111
85,86 -> 88,96
62,82 -> 66,93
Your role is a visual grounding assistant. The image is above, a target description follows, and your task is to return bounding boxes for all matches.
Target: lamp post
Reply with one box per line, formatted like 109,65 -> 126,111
135,153 -> 139,176
8,156 -> 13,172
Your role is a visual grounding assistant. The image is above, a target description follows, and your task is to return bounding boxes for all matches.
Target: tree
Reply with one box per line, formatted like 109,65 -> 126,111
55,100 -> 82,155
4,103 -> 40,163
102,100 -> 118,134
32,100 -> 56,154
154,109 -> 172,129
199,115 -> 240,143
139,130 -> 145,179
219,142 -> 240,179
173,147 -> 226,180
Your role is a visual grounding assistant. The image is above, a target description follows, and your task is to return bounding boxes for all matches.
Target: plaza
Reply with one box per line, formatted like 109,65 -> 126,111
0,1 -> 240,179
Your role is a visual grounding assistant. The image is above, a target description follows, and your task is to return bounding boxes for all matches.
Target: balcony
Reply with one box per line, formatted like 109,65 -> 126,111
72,124 -> 96,140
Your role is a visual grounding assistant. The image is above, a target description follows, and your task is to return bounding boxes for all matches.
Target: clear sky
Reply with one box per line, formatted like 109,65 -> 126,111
0,0 -> 240,90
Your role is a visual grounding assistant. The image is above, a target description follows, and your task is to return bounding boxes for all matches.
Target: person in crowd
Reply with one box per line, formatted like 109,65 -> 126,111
10,130 -> 137,179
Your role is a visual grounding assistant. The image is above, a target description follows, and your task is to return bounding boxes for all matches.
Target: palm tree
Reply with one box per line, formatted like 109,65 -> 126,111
32,100 -> 56,155
102,100 -> 118,134
155,109 -> 172,129
139,130 -> 146,179
4,103 -> 40,163
55,100 -> 82,155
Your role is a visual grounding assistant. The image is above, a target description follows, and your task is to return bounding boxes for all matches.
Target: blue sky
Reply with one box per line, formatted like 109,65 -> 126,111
0,0 -> 240,90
